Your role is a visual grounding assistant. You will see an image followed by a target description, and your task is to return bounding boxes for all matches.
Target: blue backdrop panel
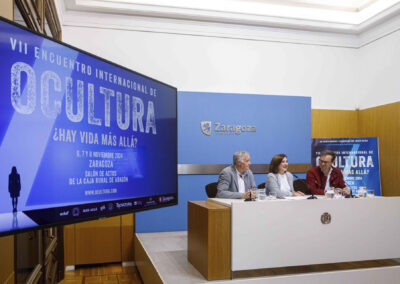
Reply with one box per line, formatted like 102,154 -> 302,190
178,92 -> 310,164
136,91 -> 311,233
136,175 -> 211,233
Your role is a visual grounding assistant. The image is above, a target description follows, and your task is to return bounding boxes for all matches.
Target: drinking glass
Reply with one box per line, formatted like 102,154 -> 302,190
334,188 -> 343,199
367,189 -> 375,198
258,188 -> 267,200
269,192 -> 277,200
358,186 -> 367,198
325,187 -> 335,199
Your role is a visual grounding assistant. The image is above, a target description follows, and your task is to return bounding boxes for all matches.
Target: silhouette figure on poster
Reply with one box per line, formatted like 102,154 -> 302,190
9,166 -> 21,213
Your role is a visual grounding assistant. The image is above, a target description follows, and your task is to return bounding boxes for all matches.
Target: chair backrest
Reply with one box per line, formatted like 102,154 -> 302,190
257,182 -> 266,189
205,182 -> 218,198
293,179 -> 308,194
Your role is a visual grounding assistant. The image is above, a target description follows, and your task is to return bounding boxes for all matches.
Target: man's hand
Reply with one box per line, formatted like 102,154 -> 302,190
337,187 -> 350,196
242,190 -> 255,199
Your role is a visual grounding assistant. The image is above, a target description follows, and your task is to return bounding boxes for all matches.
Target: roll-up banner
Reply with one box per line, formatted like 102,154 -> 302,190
311,137 -> 381,196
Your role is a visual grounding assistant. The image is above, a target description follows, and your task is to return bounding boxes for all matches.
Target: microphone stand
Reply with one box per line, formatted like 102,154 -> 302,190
345,185 -> 356,198
307,185 -> 317,199
345,189 -> 352,198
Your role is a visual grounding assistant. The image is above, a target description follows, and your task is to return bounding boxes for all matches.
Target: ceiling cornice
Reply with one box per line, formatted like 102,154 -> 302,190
55,0 -> 400,48
63,0 -> 400,33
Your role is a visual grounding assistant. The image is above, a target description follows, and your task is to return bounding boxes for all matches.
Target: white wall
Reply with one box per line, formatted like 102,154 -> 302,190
59,4 -> 400,111
62,25 -> 359,110
358,27 -> 400,109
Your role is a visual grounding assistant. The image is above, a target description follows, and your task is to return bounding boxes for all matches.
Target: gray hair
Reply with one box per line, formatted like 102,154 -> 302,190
233,151 -> 249,165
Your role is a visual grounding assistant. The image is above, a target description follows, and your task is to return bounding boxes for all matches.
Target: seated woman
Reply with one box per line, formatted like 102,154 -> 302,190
266,154 -> 305,198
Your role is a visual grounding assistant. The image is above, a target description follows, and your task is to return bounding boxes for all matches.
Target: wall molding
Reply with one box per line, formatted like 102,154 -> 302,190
55,0 -> 400,49
57,9 -> 359,48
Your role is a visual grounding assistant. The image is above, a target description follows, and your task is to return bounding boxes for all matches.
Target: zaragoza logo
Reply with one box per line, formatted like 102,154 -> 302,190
201,121 -> 212,136
200,121 -> 256,136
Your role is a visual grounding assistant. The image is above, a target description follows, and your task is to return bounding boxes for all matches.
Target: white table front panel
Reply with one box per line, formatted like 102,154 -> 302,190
231,197 -> 400,271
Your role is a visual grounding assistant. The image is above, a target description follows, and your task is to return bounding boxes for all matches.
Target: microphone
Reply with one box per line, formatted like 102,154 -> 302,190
344,182 -> 356,198
345,189 -> 354,198
292,173 -> 299,178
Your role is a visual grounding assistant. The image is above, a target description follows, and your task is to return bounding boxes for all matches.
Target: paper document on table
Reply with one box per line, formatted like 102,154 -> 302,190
284,196 -> 309,200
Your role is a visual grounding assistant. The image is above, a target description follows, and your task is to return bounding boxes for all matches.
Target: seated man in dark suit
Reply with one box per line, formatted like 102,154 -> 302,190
216,151 -> 256,199
306,150 -> 350,196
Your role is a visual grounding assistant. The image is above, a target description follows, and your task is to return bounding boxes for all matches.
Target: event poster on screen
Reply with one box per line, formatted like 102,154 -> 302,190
311,137 -> 381,196
0,18 -> 177,234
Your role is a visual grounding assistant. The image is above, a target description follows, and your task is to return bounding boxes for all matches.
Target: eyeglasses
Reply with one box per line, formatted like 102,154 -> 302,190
319,159 -> 332,164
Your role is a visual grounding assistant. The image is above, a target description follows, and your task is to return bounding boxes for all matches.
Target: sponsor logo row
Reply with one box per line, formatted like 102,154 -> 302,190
58,195 -> 176,218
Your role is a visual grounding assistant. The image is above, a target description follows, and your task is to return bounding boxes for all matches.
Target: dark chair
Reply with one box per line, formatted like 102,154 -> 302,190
293,179 -> 308,194
258,182 -> 266,189
205,182 -> 218,198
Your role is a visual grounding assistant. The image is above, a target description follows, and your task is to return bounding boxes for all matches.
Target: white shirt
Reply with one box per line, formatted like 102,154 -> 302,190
278,173 -> 291,195
324,167 -> 333,191
236,169 -> 245,193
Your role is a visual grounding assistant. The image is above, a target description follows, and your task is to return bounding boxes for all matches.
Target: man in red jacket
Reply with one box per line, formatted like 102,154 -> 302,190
306,150 -> 350,196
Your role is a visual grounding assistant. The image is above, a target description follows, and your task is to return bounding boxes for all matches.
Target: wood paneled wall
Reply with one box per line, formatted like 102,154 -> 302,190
75,216 -> 122,265
312,102 -> 400,196
64,224 -> 75,266
64,213 -> 135,266
121,213 -> 135,262
358,102 -> 400,196
312,109 -> 359,138
0,236 -> 14,284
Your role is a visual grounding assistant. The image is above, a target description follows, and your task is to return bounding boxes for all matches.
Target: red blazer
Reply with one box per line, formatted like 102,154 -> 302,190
306,166 -> 346,195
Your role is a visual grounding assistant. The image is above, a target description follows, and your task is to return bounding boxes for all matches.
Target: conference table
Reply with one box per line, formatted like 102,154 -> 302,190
187,196 -> 400,281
